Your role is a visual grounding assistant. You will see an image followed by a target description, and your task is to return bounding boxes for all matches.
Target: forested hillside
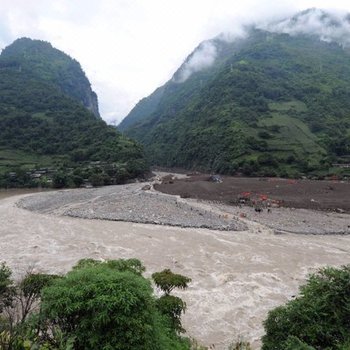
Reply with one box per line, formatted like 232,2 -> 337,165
0,38 -> 147,187
120,10 -> 350,178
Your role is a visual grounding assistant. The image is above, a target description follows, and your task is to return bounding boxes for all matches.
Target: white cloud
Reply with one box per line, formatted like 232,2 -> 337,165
0,0 -> 350,123
261,8 -> 350,46
175,41 -> 218,83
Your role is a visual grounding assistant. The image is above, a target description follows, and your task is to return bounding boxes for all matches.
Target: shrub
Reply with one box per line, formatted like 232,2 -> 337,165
262,265 -> 350,350
38,260 -> 191,349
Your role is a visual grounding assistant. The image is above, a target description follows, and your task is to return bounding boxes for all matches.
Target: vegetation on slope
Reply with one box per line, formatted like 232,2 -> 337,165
0,38 -> 99,117
121,29 -> 350,178
0,38 -> 147,188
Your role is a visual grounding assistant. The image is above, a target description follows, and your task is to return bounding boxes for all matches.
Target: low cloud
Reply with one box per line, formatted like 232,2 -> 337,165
174,41 -> 218,83
172,7 -> 350,84
1,1 -> 350,122
174,27 -> 250,84
261,8 -> 350,46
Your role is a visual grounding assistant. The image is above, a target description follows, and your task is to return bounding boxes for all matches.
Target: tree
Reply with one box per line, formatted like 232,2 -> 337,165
72,257 -> 146,275
40,266 -> 158,349
38,260 -> 191,350
152,269 -> 191,295
262,265 -> 350,350
52,172 -> 67,189
0,262 -> 13,313
156,295 -> 187,333
152,269 -> 191,333
71,175 -> 83,188
0,260 -> 192,349
0,267 -> 57,350
17,273 -> 58,323
283,336 -> 315,350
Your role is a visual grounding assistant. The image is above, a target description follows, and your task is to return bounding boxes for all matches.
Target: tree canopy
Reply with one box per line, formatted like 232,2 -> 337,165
262,265 -> 350,350
0,259 -> 193,350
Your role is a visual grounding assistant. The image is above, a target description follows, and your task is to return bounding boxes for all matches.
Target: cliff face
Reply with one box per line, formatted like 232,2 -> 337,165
85,91 -> 100,118
1,37 -> 100,118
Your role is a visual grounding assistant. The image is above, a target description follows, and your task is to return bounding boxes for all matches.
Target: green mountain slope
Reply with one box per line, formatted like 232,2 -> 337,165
0,38 -> 147,187
120,10 -> 350,178
1,38 -> 100,117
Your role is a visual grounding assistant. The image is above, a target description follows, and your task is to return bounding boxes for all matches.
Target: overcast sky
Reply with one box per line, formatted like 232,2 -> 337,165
1,0 -> 350,124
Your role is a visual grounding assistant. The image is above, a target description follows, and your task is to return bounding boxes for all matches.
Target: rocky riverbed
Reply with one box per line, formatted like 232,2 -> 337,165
17,183 -> 246,231
18,180 -> 350,235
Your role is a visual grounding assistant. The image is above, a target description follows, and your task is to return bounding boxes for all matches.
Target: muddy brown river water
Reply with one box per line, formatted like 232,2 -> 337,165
1,187 -> 350,349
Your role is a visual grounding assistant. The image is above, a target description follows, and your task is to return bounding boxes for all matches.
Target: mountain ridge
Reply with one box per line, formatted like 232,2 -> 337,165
1,37 -> 100,118
119,9 -> 350,178
0,37 -> 147,187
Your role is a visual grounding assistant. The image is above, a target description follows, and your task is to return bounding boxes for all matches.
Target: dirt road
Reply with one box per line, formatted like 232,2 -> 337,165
1,189 -> 350,348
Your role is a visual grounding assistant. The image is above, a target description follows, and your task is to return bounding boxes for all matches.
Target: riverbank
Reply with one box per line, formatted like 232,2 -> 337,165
0,188 -> 52,200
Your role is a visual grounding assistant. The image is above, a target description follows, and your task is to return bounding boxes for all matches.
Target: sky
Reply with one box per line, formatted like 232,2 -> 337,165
1,0 -> 350,124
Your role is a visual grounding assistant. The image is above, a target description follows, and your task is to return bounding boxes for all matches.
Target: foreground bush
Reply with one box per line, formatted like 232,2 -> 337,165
262,265 -> 350,350
0,259 -> 192,350
41,266 -> 161,349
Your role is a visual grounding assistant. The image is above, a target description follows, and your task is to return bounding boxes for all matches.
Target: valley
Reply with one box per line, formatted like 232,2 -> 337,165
1,7 -> 350,349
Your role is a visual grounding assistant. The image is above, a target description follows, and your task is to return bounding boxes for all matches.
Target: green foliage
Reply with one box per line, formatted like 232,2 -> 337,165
152,269 -> 191,295
40,266 -> 159,349
73,257 -> 146,275
156,295 -> 187,333
52,173 -> 68,189
262,265 -> 350,350
31,260 -> 191,350
0,38 -> 148,187
19,273 -> 58,305
283,336 -> 315,350
0,262 -> 13,313
121,29 -> 350,177
20,273 -> 57,297
152,269 -> 191,334
0,263 -> 12,298
0,37 -> 99,118
0,267 -> 59,350
0,260 -> 194,349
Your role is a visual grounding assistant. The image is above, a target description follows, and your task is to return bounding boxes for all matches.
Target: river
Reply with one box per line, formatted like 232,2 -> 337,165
0,188 -> 52,200
1,188 -> 350,349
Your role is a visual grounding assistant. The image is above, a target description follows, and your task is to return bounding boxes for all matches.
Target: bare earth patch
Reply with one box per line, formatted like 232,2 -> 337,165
155,175 -> 350,212
1,178 -> 350,349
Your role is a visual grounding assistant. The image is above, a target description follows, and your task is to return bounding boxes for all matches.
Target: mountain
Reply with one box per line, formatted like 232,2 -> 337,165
119,9 -> 350,178
1,38 -> 100,117
0,38 -> 147,187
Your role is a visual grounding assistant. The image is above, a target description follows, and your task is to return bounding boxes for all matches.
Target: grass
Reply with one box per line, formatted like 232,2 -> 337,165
258,113 -> 325,161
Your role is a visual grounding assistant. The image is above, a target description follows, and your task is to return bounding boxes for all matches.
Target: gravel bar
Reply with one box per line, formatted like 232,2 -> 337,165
18,183 -> 246,231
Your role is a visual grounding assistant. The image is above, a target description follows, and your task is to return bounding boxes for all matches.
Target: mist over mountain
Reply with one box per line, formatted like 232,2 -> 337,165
0,38 -> 147,187
261,8 -> 350,47
119,9 -> 350,178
